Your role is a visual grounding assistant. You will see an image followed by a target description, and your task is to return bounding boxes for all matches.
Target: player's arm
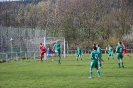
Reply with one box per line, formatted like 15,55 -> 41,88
90,52 -> 93,60
115,46 -> 118,53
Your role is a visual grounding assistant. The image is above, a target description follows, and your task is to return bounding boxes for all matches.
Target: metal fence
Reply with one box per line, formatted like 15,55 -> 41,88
0,26 -> 46,52
0,49 -> 133,62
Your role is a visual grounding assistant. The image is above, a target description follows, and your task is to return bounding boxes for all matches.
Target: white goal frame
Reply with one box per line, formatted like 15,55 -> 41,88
44,36 -> 66,59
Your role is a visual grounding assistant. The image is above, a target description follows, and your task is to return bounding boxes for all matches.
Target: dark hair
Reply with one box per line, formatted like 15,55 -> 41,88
93,46 -> 97,50
118,42 -> 122,44
93,44 -> 96,47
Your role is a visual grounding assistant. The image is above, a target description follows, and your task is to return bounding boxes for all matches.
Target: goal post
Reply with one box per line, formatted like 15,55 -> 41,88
44,36 -> 66,59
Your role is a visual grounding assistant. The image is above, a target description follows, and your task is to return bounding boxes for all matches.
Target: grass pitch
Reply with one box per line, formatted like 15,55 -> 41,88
0,54 -> 133,88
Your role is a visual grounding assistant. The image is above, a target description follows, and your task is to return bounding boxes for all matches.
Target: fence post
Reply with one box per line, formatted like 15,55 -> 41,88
6,54 -> 8,62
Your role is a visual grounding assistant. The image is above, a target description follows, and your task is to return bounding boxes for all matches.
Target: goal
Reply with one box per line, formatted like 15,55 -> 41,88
44,36 -> 67,59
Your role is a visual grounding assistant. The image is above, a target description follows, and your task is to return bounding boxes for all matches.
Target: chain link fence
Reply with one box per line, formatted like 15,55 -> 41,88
0,26 -> 46,62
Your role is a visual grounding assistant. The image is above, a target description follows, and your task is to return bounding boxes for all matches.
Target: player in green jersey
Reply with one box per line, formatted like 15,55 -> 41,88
76,47 -> 82,61
107,45 -> 114,60
53,41 -> 61,64
88,46 -> 100,78
96,44 -> 103,69
115,42 -> 124,68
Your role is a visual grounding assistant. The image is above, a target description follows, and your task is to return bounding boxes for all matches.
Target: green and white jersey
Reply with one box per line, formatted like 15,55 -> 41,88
116,45 -> 123,54
97,47 -> 102,54
77,48 -> 82,55
54,44 -> 61,50
108,46 -> 113,53
90,50 -> 99,62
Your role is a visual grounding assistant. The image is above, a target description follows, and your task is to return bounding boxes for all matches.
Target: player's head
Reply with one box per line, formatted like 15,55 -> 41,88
122,42 -> 125,45
93,46 -> 97,50
93,44 -> 96,47
118,41 -> 122,45
56,41 -> 59,44
40,43 -> 42,45
108,44 -> 111,47
96,44 -> 99,47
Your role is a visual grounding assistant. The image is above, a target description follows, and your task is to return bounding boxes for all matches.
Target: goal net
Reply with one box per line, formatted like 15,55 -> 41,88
44,36 -> 66,59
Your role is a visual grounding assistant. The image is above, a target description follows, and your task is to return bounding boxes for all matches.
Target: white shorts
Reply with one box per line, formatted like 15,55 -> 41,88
47,54 -> 53,56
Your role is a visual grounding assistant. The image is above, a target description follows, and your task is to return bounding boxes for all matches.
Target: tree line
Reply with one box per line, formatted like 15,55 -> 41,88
0,0 -> 133,49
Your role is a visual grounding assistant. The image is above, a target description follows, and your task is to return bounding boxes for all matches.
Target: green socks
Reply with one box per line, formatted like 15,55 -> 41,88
97,70 -> 100,77
90,71 -> 92,77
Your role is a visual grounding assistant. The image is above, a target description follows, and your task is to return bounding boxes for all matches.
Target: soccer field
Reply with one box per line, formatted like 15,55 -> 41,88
0,54 -> 133,88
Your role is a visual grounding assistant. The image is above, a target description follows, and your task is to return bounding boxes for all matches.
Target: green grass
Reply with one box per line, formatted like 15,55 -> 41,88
0,54 -> 133,88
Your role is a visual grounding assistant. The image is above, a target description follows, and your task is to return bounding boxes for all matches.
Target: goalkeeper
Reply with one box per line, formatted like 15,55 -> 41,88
53,41 -> 61,64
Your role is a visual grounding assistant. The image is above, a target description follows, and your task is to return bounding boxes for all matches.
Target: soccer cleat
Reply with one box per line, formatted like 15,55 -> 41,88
88,76 -> 92,78
118,66 -> 121,68
122,66 -> 124,68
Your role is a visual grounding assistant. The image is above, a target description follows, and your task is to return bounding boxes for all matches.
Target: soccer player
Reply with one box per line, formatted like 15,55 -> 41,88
96,44 -> 103,69
88,46 -> 100,78
53,41 -> 61,64
115,42 -> 124,68
39,43 -> 47,62
76,47 -> 82,61
46,47 -> 54,61
107,45 -> 114,60
122,42 -> 131,59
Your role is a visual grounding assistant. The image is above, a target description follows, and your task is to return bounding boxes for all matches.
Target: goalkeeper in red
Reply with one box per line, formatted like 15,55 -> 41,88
88,46 -> 100,78
122,42 -> 131,59
54,41 -> 61,64
39,43 -> 47,62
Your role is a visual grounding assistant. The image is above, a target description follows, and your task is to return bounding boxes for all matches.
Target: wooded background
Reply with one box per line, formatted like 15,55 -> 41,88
0,0 -> 133,49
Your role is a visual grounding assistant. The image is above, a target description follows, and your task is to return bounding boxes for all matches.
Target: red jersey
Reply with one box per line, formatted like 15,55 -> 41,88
39,45 -> 47,55
122,44 -> 127,54
39,45 -> 44,51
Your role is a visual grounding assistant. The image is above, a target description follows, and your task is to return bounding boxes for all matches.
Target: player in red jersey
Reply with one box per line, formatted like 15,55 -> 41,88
122,42 -> 131,59
39,43 -> 47,62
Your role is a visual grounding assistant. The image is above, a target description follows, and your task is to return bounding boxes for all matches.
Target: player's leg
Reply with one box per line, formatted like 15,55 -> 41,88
107,54 -> 110,60
57,50 -> 61,64
125,53 -> 131,59
112,53 -> 114,59
99,58 -> 102,69
88,62 -> 94,78
40,52 -> 44,62
79,55 -> 82,60
46,54 -> 49,61
51,54 -> 54,61
96,61 -> 100,77
117,54 -> 121,68
120,55 -> 124,68
76,54 -> 78,62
